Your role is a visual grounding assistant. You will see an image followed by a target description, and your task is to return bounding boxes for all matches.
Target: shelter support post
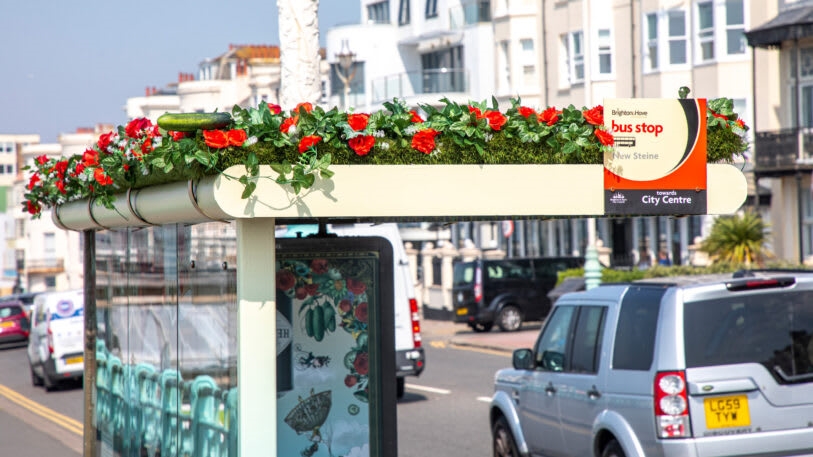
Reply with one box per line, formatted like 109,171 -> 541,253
83,229 -> 97,457
236,218 -> 278,456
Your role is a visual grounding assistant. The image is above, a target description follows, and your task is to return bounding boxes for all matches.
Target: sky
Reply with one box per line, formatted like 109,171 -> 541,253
0,1 -> 360,143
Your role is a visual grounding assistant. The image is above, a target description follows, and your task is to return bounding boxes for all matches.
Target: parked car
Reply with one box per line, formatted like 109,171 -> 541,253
490,271 -> 813,457
1,292 -> 41,318
452,257 -> 585,332
28,290 -> 84,391
0,300 -> 30,347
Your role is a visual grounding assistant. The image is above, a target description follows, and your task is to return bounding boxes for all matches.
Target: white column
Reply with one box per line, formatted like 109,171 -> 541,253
546,220 -> 556,256
278,0 -> 322,109
571,219 -> 581,256
679,217 -> 690,265
647,217 -> 657,264
632,219 -> 641,264
237,218 -> 277,457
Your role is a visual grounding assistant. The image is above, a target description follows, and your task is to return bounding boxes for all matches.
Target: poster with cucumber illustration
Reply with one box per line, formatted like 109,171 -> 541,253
275,236 -> 397,457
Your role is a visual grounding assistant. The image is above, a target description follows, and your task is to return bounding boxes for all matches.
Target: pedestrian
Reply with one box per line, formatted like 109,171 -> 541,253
658,250 -> 671,266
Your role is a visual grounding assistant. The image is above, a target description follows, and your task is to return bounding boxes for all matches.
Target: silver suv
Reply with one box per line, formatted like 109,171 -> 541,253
490,271 -> 813,457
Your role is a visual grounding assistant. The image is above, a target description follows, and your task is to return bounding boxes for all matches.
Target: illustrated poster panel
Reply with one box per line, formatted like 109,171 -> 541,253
604,98 -> 707,215
276,237 -> 396,457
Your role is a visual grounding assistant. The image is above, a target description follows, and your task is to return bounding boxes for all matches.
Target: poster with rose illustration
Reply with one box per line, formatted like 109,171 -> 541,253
275,236 -> 397,457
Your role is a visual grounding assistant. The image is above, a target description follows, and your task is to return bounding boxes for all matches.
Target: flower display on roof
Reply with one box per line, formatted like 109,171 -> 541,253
22,96 -> 748,218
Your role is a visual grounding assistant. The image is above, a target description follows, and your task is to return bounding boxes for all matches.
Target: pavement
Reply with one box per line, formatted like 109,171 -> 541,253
418,318 -> 542,354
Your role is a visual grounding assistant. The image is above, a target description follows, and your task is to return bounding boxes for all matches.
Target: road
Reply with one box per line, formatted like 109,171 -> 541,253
0,322 -> 535,457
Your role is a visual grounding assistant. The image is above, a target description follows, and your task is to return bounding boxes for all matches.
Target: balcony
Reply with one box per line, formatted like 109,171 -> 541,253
753,128 -> 813,176
371,68 -> 469,103
23,258 -> 64,275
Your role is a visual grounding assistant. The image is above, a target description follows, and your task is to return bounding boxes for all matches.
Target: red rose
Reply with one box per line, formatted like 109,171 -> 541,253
27,173 -> 40,190
26,201 -> 40,215
485,111 -> 507,131
347,113 -> 370,131
125,118 -> 153,139
344,375 -> 358,387
353,352 -> 369,376
140,137 -> 153,157
55,179 -> 66,194
338,299 -> 352,313
36,155 -> 49,165
594,128 -> 614,146
468,105 -> 485,119
82,149 -> 99,167
280,116 -> 298,134
410,110 -> 423,123
97,131 -> 114,151
583,105 -> 604,126
347,278 -> 367,295
311,259 -> 328,274
93,168 -> 113,186
295,102 -> 313,114
53,160 -> 69,178
538,107 -> 560,126
74,162 -> 86,175
411,128 -> 440,154
298,135 -> 322,153
354,302 -> 368,323
304,283 -> 319,296
276,270 -> 296,291
295,287 -> 307,300
348,135 -> 375,156
736,119 -> 746,129
227,129 -> 247,147
203,130 -> 229,148
169,131 -> 190,141
268,103 -> 282,114
518,106 -> 536,118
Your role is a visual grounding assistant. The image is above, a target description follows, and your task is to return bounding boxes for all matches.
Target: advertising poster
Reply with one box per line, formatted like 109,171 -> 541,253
604,98 -> 707,215
276,237 -> 396,457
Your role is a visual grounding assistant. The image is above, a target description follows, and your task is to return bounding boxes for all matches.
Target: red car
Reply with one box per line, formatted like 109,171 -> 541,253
0,300 -> 30,346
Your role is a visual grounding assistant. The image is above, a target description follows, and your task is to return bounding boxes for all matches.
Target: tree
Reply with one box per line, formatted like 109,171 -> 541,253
278,0 -> 322,109
700,211 -> 772,266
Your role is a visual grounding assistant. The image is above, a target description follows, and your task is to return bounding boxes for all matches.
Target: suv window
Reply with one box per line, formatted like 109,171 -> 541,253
684,290 -> 813,383
453,262 -> 475,286
612,286 -> 666,371
0,306 -> 22,318
570,306 -> 607,374
535,306 -> 576,371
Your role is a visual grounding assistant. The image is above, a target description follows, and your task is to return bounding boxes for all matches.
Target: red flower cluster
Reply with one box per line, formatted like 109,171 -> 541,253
411,128 -> 440,154
298,135 -> 322,153
203,129 -> 247,149
348,135 -> 375,156
468,106 -> 508,131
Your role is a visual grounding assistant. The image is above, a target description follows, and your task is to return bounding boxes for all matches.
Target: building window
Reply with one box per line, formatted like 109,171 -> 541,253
697,2 -> 714,62
425,0 -> 438,18
6,165 -> 13,174
646,13 -> 658,70
45,276 -> 56,288
568,31 -> 584,84
44,233 -> 55,260
498,40 -> 511,92
367,1 -> 390,24
520,38 -> 535,86
398,0 -> 410,25
597,29 -> 612,75
726,0 -> 745,55
668,10 -> 687,65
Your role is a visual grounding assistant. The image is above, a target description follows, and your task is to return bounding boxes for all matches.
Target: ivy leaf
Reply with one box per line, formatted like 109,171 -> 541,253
240,181 -> 257,199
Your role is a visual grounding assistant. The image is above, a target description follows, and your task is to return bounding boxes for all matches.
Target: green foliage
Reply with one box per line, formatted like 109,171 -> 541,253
700,211 -> 772,265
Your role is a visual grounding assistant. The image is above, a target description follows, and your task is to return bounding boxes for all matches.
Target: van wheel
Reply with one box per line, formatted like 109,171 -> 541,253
43,370 -> 56,392
471,322 -> 493,333
601,439 -> 626,457
492,416 -> 519,457
497,306 -> 522,332
396,377 -> 405,399
30,365 -> 43,387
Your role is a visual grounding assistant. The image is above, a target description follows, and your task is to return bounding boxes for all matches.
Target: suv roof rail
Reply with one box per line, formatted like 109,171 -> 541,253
732,268 -> 813,278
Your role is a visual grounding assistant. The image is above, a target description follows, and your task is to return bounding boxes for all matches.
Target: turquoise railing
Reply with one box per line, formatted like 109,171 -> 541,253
95,340 -> 237,457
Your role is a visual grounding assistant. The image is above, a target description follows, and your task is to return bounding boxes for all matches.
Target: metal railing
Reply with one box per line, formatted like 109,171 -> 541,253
371,68 -> 469,103
754,128 -> 813,173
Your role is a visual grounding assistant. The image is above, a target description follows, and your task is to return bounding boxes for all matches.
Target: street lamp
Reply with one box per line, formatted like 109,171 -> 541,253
335,39 -> 357,110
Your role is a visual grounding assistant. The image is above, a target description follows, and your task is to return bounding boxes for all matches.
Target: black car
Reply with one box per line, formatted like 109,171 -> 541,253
452,257 -> 584,332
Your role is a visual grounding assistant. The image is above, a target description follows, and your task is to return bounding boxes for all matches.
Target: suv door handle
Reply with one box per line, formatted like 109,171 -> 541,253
545,382 -> 557,396
511,389 -> 520,406
587,385 -> 601,400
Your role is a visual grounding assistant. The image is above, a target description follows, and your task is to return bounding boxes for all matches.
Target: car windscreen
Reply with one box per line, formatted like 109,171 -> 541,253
0,305 -> 23,319
453,263 -> 475,286
684,291 -> 813,383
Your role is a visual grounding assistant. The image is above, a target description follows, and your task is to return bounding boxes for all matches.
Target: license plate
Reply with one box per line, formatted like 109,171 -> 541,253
0,322 -> 13,328
65,356 -> 83,365
704,395 -> 750,429
456,307 -> 468,316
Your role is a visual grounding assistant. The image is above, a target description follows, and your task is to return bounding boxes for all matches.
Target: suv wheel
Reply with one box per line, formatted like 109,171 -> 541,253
492,416 -> 519,457
471,322 -> 494,333
601,439 -> 626,457
30,365 -> 43,387
497,306 -> 522,332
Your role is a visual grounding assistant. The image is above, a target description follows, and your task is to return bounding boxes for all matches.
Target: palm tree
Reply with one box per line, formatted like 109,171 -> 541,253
700,210 -> 772,266
278,0 -> 322,109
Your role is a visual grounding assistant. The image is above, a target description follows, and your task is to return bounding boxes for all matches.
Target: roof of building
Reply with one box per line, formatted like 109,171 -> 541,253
746,4 -> 813,48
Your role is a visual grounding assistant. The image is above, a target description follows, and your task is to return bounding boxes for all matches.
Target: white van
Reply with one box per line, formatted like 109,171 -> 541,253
277,223 -> 426,398
27,289 -> 84,391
